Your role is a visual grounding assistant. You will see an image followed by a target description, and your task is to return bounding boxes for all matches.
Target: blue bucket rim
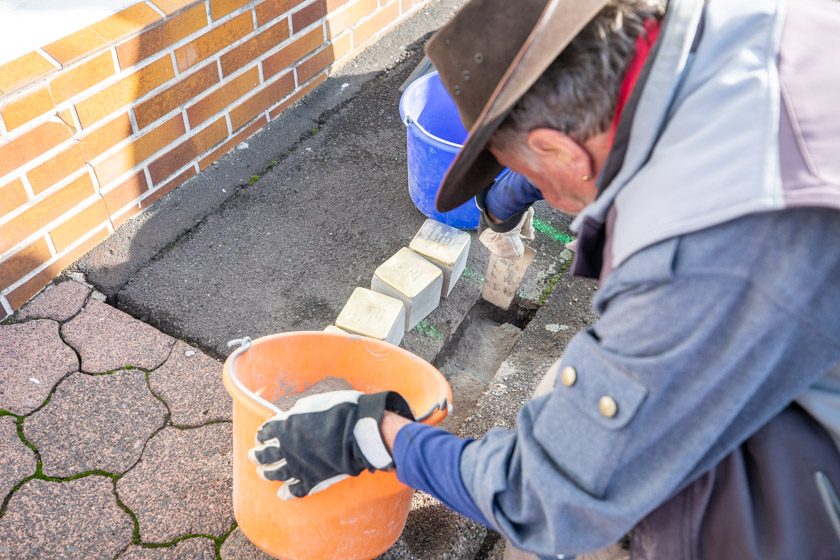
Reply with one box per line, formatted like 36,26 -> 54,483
399,71 -> 465,151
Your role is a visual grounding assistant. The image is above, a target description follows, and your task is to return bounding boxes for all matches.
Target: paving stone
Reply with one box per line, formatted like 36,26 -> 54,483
220,528 -> 274,560
0,320 -> 78,415
149,341 -> 231,426
117,424 -> 233,543
62,300 -> 174,372
17,280 -> 90,322
378,492 -> 484,560
118,538 -> 217,559
0,417 -> 36,501
0,476 -> 133,559
25,371 -> 167,477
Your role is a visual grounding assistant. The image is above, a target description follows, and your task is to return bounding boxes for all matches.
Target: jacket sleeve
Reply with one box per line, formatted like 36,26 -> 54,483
460,212 -> 840,556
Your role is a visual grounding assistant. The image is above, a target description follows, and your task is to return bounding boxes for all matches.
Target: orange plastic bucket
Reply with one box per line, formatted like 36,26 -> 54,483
223,332 -> 452,560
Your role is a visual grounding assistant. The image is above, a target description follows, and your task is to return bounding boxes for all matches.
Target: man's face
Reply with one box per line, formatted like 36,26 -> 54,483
489,127 -> 610,215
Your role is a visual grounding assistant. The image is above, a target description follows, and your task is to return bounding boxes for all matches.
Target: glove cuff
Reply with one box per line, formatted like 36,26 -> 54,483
476,188 -> 529,234
354,392 -> 415,471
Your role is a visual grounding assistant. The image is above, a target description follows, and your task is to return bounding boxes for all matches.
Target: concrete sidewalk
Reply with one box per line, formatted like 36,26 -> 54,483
0,0 -> 598,557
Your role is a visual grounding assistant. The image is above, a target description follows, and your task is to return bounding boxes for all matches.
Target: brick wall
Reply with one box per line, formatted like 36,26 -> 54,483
0,0 -> 428,318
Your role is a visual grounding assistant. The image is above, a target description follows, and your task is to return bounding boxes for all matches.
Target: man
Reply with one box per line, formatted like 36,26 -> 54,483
250,0 -> 840,558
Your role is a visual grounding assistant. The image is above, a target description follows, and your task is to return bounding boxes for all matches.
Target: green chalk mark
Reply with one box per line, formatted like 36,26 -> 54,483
532,218 -> 574,245
414,320 -> 444,341
462,266 -> 484,284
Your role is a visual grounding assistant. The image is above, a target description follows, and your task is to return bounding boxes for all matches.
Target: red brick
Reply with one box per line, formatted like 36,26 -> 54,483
27,145 -> 88,195
94,114 -> 186,187
142,166 -> 197,208
43,4 -> 163,65
0,173 -> 96,256
262,27 -> 323,79
75,56 -> 176,129
103,171 -> 148,217
49,198 -> 111,252
229,72 -> 294,130
210,0 -> 251,20
0,120 -> 74,177
57,109 -> 79,134
117,4 -> 209,69
292,0 -> 327,33
353,2 -> 399,47
400,0 -> 424,13
151,0 -> 197,15
50,52 -> 116,104
326,0 -> 376,36
187,66 -> 261,127
7,227 -> 109,310
134,63 -> 220,129
174,12 -> 254,72
0,87 -> 55,132
0,237 -> 51,293
79,113 -> 134,161
148,117 -> 228,183
220,19 -> 291,77
296,38 -> 345,84
0,178 -> 29,219
268,70 -> 326,119
0,52 -> 56,94
199,114 -> 267,169
256,0 -> 306,26
326,0 -> 351,11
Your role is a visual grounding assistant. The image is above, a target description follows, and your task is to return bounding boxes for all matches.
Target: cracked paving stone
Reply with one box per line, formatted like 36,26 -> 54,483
149,341 -> 231,426
17,280 -> 90,322
220,528 -> 274,560
24,371 -> 168,477
0,417 -> 36,501
117,424 -> 233,543
117,538 -> 217,559
0,476 -> 133,559
0,320 -> 77,415
62,300 -> 174,372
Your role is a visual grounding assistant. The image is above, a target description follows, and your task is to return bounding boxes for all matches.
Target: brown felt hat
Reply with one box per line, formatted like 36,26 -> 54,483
426,0 -> 609,212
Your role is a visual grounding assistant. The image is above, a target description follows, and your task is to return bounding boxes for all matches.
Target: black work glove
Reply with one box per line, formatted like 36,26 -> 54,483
248,390 -> 415,499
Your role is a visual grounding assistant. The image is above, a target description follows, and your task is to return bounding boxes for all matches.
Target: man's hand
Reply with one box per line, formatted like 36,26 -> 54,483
476,170 -> 540,258
248,390 -> 415,500
478,207 -> 535,258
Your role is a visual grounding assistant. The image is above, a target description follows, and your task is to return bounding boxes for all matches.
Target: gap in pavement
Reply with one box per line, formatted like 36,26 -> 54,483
435,299 -> 536,432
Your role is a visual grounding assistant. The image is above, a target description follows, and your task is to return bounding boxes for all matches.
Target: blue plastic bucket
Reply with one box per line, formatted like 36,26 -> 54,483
399,72 -> 480,230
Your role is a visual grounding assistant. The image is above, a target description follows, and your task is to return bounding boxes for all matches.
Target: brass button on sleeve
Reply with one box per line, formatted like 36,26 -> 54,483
560,366 -> 577,387
599,396 -> 618,418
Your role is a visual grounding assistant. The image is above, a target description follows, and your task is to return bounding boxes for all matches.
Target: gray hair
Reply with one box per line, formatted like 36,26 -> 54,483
493,0 -> 665,153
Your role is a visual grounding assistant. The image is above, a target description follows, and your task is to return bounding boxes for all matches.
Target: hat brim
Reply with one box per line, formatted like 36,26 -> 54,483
434,0 -> 610,213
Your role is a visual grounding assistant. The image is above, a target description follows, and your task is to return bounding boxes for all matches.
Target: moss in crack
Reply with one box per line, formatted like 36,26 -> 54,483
112,480 -> 142,544
536,258 -> 573,306
139,533 -> 219,549
0,409 -> 16,417
215,522 -> 238,560
248,175 -> 260,186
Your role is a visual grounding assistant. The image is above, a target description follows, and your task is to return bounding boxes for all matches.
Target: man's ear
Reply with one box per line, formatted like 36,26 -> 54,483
526,128 -> 593,177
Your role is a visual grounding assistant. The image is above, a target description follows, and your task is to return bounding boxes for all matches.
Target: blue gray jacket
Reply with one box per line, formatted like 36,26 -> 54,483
457,0 -> 840,555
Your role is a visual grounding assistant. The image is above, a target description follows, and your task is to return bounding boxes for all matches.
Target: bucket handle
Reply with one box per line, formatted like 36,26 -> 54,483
227,337 -> 283,415
226,337 -> 450,422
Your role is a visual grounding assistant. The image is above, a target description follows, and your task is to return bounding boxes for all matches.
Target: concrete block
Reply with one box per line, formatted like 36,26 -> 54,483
335,288 -> 406,346
409,219 -> 471,297
323,325 -> 349,335
371,248 -> 443,331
